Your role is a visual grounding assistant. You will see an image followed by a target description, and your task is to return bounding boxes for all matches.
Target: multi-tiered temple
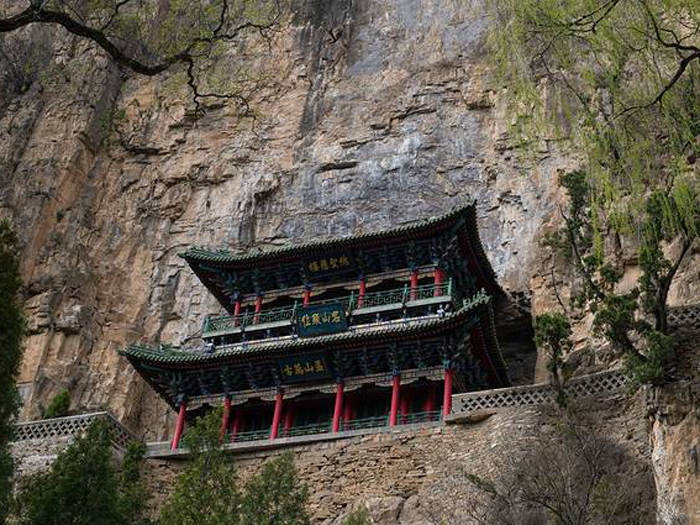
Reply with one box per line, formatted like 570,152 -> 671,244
121,202 -> 510,449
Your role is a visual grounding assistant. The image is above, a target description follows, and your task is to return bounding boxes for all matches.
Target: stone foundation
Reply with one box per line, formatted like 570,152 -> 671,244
143,389 -> 656,524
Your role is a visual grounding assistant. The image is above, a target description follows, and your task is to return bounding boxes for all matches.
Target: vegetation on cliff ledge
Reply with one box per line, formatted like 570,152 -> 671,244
489,0 -> 700,383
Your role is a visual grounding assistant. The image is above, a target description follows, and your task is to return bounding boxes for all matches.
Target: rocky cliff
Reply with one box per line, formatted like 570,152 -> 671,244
1,0 -> 699,522
1,0 -> 565,436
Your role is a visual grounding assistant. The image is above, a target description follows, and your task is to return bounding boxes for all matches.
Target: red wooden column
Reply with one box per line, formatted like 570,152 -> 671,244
332,381 -> 344,433
443,369 -> 454,417
170,401 -> 186,450
232,295 -> 241,326
270,389 -> 284,440
230,410 -> 243,442
253,295 -> 263,324
434,267 -> 445,297
219,396 -> 231,443
409,269 -> 419,300
303,285 -> 312,306
389,375 -> 401,427
357,277 -> 366,308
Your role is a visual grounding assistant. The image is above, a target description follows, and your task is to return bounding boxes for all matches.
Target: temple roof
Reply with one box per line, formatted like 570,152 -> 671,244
119,293 -> 509,387
180,201 -> 495,277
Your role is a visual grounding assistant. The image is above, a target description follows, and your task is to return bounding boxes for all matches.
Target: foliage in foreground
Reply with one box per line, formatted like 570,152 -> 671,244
0,0 -> 287,113
159,409 -> 310,525
16,419 -> 150,525
0,219 -> 24,525
487,0 -> 700,385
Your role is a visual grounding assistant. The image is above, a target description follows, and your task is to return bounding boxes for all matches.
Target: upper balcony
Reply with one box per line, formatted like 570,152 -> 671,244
202,280 -> 455,343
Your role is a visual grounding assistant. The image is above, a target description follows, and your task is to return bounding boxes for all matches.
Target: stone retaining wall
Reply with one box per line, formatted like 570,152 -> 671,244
143,388 -> 655,524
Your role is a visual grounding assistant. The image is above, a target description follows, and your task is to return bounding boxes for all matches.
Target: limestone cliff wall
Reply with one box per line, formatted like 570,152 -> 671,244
2,0 -> 700,521
1,0 -> 567,437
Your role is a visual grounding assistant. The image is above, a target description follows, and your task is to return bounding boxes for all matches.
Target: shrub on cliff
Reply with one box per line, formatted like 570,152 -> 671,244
158,409 -> 310,525
16,419 -> 150,525
342,508 -> 372,525
443,410 -> 653,524
0,219 -> 24,525
43,390 -> 71,419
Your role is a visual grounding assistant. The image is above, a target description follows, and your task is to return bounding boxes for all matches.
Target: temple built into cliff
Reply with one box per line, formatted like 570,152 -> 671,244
120,202 -> 511,449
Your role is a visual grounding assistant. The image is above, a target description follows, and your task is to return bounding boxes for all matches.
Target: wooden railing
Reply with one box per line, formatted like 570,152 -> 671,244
202,281 -> 453,338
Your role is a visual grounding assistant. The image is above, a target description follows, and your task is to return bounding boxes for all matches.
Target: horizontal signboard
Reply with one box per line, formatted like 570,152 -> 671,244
297,302 -> 348,338
278,353 -> 330,383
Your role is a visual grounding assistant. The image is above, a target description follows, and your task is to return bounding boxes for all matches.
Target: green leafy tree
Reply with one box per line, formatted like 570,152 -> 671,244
17,419 -> 149,525
159,409 -> 310,525
0,219 -> 24,525
487,0 -> 700,384
534,313 -> 574,406
118,441 -> 152,525
43,390 -> 71,419
239,453 -> 310,525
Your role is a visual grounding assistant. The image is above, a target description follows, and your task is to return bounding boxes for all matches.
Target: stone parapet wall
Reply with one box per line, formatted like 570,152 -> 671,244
14,411 -> 141,450
451,369 -> 628,415
10,436 -> 76,478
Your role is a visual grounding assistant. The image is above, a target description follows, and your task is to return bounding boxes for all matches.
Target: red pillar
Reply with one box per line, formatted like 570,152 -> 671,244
232,299 -> 241,326
270,389 -> 284,440
357,277 -> 366,308
434,267 -> 445,297
253,295 -> 263,324
409,269 -> 419,300
389,375 -> 401,427
443,369 -> 453,417
303,288 -> 311,306
230,410 -> 243,442
219,396 -> 231,443
332,381 -> 344,433
170,402 -> 186,450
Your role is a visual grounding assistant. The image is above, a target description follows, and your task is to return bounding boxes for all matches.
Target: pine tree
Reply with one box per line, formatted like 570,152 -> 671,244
159,410 -> 310,525
0,219 -> 24,524
16,419 -> 151,525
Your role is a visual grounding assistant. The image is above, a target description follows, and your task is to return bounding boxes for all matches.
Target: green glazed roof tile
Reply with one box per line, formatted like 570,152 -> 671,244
179,200 -> 478,267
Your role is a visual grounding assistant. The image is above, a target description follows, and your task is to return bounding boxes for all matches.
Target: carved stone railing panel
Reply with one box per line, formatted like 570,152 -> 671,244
668,305 -> 700,333
13,412 -> 141,451
451,370 -> 628,415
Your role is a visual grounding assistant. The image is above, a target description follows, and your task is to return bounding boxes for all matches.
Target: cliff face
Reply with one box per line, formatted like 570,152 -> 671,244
1,0 -> 565,436
2,0 -> 700,521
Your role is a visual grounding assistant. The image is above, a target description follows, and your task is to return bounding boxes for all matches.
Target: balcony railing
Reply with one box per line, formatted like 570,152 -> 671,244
203,280 -> 453,338
398,410 -> 441,425
231,428 -> 271,443
279,421 -> 333,438
340,415 -> 390,432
